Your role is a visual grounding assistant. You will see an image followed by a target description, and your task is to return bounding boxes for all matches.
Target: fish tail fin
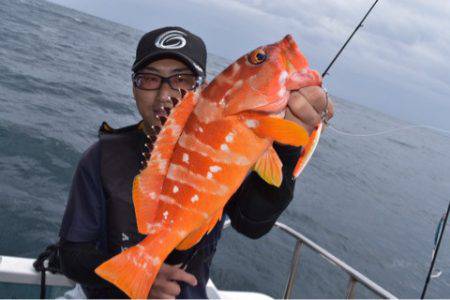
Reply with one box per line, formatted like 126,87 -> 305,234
293,122 -> 322,178
95,233 -> 177,299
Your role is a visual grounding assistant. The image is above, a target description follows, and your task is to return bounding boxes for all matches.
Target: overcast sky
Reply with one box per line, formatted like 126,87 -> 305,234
48,0 -> 450,132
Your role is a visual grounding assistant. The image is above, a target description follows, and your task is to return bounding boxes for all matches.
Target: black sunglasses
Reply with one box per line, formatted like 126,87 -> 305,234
132,73 -> 199,91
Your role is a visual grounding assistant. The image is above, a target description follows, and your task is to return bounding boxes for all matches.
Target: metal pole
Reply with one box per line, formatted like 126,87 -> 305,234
322,0 -> 380,78
420,200 -> 450,298
283,240 -> 303,299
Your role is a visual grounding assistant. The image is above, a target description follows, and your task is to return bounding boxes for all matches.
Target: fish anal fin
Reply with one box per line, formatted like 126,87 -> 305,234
243,113 -> 309,147
134,91 -> 198,234
253,145 -> 283,187
176,209 -> 224,251
206,208 -> 223,235
293,122 -> 322,178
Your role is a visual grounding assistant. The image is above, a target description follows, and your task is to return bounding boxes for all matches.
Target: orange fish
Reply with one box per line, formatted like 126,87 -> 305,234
95,35 -> 322,298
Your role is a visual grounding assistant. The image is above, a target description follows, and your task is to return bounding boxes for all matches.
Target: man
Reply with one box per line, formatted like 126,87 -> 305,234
58,26 -> 333,299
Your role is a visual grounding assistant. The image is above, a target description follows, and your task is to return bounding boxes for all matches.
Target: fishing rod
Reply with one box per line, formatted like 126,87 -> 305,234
421,202 -> 450,298
321,0 -> 380,78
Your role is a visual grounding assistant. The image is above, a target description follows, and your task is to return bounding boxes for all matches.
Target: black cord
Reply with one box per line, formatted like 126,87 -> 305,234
33,243 -> 61,299
39,269 -> 46,299
420,201 -> 450,298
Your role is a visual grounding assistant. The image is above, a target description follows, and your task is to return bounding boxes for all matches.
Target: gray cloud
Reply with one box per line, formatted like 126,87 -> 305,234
48,0 -> 450,130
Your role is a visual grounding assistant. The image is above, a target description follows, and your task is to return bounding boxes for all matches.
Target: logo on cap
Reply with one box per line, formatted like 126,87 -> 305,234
155,30 -> 187,49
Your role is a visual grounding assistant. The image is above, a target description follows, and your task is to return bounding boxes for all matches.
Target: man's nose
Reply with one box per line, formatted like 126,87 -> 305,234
156,81 -> 173,105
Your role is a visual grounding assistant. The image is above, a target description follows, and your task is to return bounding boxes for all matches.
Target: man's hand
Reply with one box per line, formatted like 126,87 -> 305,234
148,263 -> 197,299
285,86 -> 334,134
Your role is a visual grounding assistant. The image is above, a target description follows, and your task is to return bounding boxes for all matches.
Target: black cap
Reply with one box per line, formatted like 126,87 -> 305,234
132,26 -> 207,80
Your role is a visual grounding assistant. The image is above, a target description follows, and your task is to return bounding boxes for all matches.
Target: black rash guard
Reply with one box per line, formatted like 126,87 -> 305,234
59,127 -> 301,298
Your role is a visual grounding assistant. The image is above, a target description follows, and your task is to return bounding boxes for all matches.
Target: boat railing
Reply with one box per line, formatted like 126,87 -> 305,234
222,220 -> 397,299
0,221 -> 397,299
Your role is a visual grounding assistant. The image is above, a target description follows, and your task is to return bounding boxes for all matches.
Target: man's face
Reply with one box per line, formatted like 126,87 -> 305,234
132,58 -> 194,129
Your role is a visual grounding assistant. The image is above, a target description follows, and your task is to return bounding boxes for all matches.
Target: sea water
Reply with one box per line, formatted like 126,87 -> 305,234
1,0 -> 450,298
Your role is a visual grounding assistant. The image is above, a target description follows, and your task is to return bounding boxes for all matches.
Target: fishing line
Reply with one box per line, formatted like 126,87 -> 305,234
327,123 -> 450,138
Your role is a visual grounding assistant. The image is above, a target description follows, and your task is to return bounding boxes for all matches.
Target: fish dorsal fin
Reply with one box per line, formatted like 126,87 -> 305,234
176,208 -> 224,251
253,145 -> 283,187
133,91 -> 198,234
293,122 -> 322,178
242,113 -> 310,147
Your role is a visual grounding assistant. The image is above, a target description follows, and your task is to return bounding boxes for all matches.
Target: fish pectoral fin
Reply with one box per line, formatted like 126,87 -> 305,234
253,145 -> 283,187
176,209 -> 224,251
133,91 -> 198,234
293,122 -> 322,178
243,113 -> 309,147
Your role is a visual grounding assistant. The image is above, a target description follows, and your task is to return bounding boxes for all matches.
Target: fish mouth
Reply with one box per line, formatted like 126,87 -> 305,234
248,93 -> 289,115
246,71 -> 320,116
279,35 -> 322,90
286,69 -> 322,91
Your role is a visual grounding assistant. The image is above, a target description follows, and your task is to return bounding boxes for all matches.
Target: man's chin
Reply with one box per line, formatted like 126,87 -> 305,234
142,118 -> 156,132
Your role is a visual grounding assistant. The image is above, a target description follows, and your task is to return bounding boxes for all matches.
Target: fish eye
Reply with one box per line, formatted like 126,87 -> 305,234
248,49 -> 267,65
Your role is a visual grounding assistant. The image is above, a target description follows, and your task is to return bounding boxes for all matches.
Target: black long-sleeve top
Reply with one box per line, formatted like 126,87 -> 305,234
59,141 -> 301,298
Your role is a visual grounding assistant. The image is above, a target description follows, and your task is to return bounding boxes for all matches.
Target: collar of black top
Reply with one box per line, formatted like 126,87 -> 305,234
132,26 -> 207,81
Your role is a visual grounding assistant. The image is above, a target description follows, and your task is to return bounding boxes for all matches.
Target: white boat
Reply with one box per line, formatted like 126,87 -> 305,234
0,220 -> 397,299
